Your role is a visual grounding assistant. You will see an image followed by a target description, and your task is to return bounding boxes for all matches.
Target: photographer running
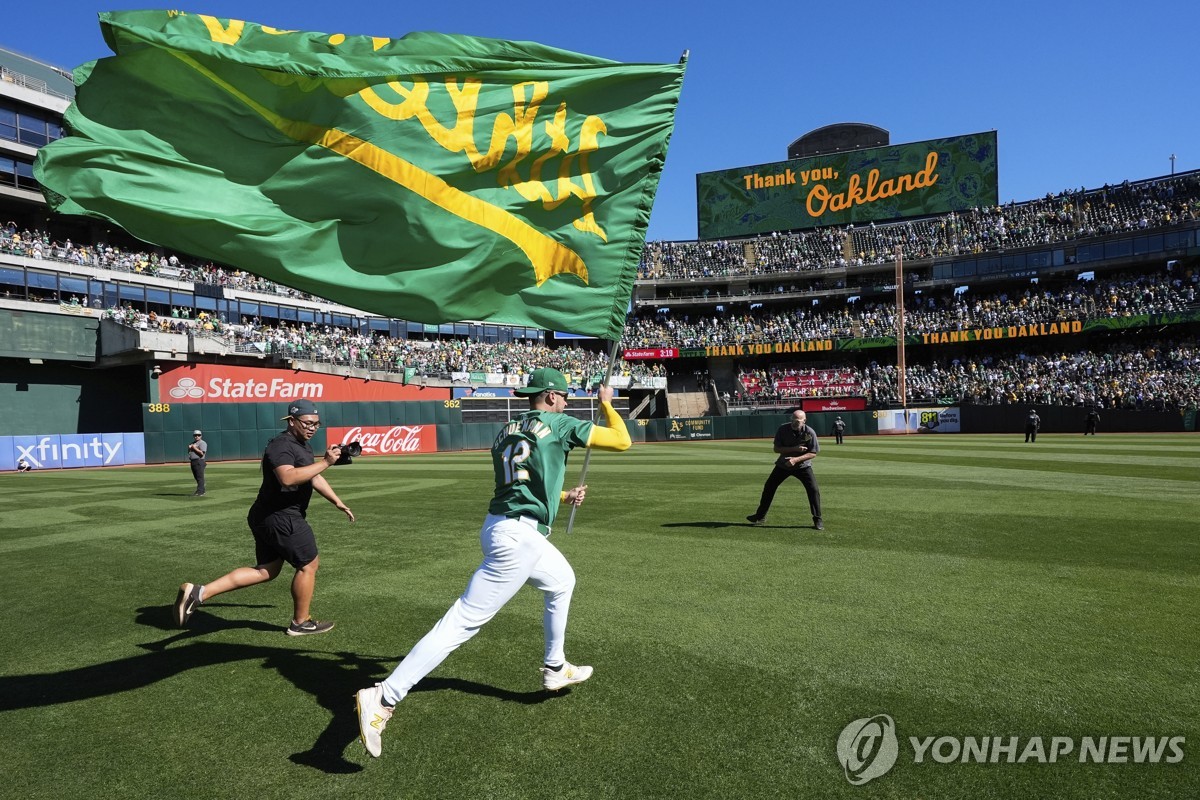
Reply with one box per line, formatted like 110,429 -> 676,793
173,399 -> 355,635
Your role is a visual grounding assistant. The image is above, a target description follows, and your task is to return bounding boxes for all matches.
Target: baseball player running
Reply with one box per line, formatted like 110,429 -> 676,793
355,368 -> 632,758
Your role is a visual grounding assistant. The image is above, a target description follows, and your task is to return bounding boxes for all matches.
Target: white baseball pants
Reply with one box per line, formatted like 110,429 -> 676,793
379,514 -> 576,705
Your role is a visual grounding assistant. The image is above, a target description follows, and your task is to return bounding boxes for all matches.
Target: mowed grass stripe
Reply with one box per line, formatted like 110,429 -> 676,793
1,433 -> 1197,798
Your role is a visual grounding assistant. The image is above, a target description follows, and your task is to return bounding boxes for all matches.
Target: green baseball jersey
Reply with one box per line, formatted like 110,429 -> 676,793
488,410 -> 594,527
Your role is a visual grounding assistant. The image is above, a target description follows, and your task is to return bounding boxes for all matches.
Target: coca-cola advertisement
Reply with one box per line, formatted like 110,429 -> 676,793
326,425 -> 438,456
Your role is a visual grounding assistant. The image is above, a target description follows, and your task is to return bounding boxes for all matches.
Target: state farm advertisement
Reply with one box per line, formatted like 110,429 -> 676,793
327,426 -> 437,455
622,348 -> 679,360
159,364 -> 448,403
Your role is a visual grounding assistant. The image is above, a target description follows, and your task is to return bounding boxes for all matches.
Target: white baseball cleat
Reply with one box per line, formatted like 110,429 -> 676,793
542,661 -> 593,691
355,683 -> 393,757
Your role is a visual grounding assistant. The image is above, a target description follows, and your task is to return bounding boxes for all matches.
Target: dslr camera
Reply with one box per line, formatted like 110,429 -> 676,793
334,440 -> 362,465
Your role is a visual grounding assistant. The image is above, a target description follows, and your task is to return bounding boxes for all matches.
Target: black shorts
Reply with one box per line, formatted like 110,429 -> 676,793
248,510 -> 318,569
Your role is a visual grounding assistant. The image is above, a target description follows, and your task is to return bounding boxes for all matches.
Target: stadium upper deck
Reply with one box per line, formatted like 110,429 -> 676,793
1,42 -> 1196,362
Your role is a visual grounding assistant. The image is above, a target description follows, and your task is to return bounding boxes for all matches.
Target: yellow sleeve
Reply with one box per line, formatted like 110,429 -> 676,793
586,402 -> 632,451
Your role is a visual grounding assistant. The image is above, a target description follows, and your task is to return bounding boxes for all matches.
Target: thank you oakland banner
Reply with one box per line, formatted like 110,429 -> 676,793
36,11 -> 685,340
697,131 -> 998,239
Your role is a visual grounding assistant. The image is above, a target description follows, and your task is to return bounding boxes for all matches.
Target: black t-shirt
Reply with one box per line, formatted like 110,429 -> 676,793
773,423 -> 819,469
250,431 -> 315,518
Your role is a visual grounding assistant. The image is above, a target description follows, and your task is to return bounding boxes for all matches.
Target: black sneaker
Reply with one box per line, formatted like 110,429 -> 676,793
813,519 -> 825,531
287,618 -> 335,636
746,515 -> 763,526
174,582 -> 202,627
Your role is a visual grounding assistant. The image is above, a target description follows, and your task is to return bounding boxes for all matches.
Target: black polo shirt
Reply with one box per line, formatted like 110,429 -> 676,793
773,423 -> 820,470
250,431 -> 315,518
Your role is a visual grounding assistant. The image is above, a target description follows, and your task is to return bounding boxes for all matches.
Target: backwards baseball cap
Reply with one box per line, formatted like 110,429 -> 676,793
514,367 -> 570,396
282,398 -> 319,420
193,430 -> 202,435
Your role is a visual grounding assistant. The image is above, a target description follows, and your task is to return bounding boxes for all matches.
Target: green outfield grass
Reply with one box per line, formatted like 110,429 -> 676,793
1,433 -> 1197,799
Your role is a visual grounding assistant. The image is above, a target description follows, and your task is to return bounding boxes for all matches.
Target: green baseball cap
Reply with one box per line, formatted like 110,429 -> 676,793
515,367 -> 570,396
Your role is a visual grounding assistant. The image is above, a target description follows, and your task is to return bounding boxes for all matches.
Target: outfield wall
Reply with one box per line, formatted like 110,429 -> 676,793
137,407 -> 849,465
139,398 -> 644,464
0,362 -> 146,437
959,404 -> 1187,434
638,411 -> 876,442
142,400 -> 463,463
5,404 -> 1189,471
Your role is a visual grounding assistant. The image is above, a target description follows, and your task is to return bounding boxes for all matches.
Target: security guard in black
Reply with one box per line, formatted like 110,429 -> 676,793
252,432 -> 316,517
748,409 -> 823,529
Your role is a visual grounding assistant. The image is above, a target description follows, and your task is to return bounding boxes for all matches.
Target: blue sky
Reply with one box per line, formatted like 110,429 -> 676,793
8,1 -> 1196,242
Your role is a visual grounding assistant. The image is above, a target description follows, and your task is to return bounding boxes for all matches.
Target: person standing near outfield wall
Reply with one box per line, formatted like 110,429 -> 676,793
1025,410 -> 1041,443
187,430 -> 207,496
747,409 -> 823,530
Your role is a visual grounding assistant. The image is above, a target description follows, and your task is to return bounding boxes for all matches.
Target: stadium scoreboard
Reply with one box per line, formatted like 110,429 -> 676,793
696,131 -> 998,239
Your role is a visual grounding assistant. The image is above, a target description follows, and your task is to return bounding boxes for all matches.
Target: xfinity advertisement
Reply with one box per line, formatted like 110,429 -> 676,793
0,433 -> 147,471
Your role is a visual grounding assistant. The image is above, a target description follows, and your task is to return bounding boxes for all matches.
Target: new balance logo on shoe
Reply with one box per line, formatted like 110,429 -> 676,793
356,684 -> 393,758
542,661 -> 593,691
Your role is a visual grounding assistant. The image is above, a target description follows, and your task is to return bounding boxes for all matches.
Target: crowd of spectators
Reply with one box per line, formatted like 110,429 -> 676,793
233,323 -> 664,382
1,221 -> 319,302
101,305 -> 665,383
104,292 -> 1197,411
8,172 -> 1200,412
861,341 -> 1200,411
737,366 -> 863,401
622,268 -> 1198,348
11,174 -> 1196,313
638,174 -> 1200,280
101,304 -> 220,335
733,340 -> 1200,411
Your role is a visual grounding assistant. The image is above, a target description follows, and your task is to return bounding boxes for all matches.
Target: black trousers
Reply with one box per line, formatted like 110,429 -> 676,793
190,459 -> 206,494
755,465 -> 821,522
835,430 -> 844,444
1085,421 -> 1097,435
1025,425 -> 1038,443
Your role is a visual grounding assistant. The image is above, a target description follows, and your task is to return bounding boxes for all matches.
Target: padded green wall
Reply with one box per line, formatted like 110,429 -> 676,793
3,363 -> 144,436
142,404 -> 874,463
141,400 -> 461,463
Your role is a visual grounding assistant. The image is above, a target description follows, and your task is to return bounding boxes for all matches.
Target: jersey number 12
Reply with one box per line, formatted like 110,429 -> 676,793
500,440 -> 531,484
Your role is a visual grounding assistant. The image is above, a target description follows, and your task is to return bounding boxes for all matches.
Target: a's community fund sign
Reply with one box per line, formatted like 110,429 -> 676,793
836,714 -> 1185,786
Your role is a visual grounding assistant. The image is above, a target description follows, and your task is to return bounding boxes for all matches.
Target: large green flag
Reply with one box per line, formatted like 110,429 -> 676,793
35,11 -> 684,339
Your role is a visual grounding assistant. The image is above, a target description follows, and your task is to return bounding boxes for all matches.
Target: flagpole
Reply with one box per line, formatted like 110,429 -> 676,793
894,245 -> 908,432
565,337 -> 623,534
